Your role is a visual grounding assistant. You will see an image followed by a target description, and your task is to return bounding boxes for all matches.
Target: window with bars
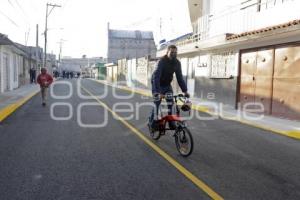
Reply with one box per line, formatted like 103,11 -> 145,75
259,0 -> 294,11
210,52 -> 236,78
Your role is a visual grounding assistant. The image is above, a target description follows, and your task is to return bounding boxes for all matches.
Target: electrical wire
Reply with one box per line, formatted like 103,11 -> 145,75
0,9 -> 19,27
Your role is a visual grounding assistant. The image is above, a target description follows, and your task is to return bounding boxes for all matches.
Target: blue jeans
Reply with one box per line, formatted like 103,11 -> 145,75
149,85 -> 174,123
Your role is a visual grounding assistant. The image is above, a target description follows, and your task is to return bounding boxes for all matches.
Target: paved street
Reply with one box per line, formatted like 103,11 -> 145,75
0,79 -> 299,200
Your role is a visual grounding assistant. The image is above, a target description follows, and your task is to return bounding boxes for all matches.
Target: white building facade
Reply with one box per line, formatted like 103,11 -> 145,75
156,0 -> 300,120
0,36 -> 25,93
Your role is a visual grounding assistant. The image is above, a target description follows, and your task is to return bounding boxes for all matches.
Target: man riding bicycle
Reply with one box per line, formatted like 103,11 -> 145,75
149,44 -> 189,130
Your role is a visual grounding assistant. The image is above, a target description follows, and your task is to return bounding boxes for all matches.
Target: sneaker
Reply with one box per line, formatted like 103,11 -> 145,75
42,102 -> 46,107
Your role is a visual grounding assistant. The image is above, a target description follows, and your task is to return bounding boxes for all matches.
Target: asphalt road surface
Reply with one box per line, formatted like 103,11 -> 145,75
0,79 -> 299,200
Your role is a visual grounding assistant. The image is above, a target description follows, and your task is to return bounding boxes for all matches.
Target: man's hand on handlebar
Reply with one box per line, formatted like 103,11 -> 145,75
156,93 -> 188,100
184,92 -> 190,98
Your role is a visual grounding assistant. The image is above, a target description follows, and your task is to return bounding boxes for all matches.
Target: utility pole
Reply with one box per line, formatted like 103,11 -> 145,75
159,17 -> 162,38
57,39 -> 64,62
36,24 -> 39,71
25,28 -> 30,45
44,3 -> 61,68
36,24 -> 39,47
57,39 -> 66,73
59,41 -> 62,62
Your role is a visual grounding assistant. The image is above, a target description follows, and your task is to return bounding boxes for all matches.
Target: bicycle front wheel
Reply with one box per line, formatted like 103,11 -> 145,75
175,127 -> 193,157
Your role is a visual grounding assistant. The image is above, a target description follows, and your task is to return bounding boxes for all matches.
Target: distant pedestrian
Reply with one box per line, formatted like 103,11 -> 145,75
29,67 -> 36,83
62,71 -> 66,79
53,71 -> 59,78
37,68 -> 53,106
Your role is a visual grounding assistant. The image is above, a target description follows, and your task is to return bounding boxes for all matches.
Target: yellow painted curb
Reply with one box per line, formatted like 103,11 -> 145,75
222,118 -> 300,140
0,90 -> 39,122
91,79 -> 300,140
284,131 -> 300,139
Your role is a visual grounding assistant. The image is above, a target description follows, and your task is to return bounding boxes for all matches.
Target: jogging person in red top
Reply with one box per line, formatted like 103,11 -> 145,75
37,68 -> 53,106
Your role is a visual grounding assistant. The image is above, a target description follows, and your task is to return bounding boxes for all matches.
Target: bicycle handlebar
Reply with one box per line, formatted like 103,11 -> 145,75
173,94 -> 189,99
159,94 -> 189,102
173,94 -> 189,98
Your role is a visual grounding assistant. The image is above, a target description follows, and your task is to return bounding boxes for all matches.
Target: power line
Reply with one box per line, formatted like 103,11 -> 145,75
0,9 -> 19,27
14,0 -> 27,17
3,0 -> 33,46
61,0 -> 71,13
7,0 -> 16,8
13,0 -> 31,26
6,0 -> 30,29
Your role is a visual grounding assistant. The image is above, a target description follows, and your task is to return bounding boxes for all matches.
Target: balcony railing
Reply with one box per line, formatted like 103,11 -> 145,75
174,0 -> 300,48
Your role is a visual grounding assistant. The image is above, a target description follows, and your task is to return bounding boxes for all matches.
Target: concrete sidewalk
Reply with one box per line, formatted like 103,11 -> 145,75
0,84 -> 40,122
91,79 -> 300,140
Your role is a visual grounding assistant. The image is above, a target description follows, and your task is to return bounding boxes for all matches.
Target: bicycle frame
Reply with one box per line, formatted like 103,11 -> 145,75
158,95 -> 188,134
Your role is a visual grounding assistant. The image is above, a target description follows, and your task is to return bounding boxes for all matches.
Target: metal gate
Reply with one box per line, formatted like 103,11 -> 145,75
240,52 -> 257,109
254,49 -> 274,114
240,49 -> 274,114
240,45 -> 300,120
272,46 -> 300,120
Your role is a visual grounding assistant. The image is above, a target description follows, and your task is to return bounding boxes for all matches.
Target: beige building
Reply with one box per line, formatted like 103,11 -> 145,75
107,24 -> 156,63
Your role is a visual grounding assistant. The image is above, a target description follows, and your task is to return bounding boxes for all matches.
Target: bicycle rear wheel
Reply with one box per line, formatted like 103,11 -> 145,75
175,127 -> 193,157
147,122 -> 160,140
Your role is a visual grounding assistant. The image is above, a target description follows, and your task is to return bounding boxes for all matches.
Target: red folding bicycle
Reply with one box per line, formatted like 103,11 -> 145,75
148,94 -> 194,157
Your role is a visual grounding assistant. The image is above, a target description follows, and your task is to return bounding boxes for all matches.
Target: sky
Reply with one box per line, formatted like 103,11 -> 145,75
0,0 -> 192,58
